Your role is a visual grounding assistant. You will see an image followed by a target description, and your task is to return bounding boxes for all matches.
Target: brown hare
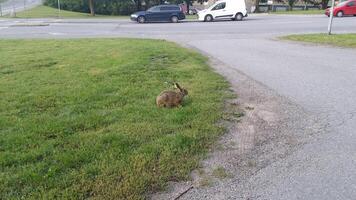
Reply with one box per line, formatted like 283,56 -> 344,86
156,83 -> 188,108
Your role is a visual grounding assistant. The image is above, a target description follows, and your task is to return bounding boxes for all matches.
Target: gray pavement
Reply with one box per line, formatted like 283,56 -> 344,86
0,15 -> 356,199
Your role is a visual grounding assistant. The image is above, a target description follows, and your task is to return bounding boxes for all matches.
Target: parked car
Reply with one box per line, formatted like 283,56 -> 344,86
325,0 -> 356,17
130,5 -> 186,23
197,0 -> 247,22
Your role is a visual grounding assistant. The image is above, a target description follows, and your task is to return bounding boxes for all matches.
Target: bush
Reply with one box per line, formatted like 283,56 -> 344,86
44,0 -> 136,15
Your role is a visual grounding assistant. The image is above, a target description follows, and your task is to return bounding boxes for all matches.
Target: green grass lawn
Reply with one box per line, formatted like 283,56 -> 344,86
3,5 -> 128,18
0,39 -> 231,199
186,15 -> 198,20
270,9 -> 324,15
281,33 -> 356,48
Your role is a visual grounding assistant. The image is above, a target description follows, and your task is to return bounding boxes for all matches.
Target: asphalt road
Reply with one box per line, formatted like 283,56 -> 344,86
1,15 -> 356,199
0,0 -> 42,16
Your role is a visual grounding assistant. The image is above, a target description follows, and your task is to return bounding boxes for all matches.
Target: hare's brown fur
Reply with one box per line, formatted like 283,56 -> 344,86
156,83 -> 188,108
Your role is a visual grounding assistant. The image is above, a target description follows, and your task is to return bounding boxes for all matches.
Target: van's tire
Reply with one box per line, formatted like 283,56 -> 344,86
204,15 -> 213,22
137,16 -> 146,23
171,16 -> 179,23
235,13 -> 243,21
336,11 -> 344,17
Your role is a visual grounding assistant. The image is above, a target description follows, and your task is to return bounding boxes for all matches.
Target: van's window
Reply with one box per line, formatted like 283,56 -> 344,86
348,1 -> 355,6
212,2 -> 226,11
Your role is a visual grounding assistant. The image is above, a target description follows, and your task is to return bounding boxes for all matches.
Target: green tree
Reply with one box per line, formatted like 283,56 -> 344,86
170,0 -> 195,13
88,0 -> 94,15
321,0 -> 329,9
255,0 -> 260,12
286,0 -> 297,10
44,0 -> 209,15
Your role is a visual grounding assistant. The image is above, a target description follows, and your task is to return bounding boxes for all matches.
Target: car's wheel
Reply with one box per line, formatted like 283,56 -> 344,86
171,16 -> 179,23
204,15 -> 213,22
137,16 -> 146,23
336,11 -> 344,17
235,13 -> 243,21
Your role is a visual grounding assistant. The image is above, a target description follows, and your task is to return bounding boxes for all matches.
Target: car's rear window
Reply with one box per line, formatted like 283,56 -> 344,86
160,6 -> 180,11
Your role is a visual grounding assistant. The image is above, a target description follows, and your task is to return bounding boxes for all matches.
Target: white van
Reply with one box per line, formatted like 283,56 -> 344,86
197,0 -> 247,22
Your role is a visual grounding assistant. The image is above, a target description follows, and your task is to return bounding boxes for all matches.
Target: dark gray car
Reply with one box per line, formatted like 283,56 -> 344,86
131,5 -> 186,23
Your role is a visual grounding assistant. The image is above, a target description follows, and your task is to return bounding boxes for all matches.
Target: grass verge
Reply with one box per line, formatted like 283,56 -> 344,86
0,39 -> 231,199
281,33 -> 356,48
2,5 -> 128,18
186,15 -> 198,20
270,9 -> 324,15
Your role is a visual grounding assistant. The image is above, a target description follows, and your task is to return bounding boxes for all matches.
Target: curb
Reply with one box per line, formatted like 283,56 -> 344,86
11,23 -> 49,27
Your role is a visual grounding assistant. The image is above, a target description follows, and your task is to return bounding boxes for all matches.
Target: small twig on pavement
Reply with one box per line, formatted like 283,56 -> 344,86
174,186 -> 194,200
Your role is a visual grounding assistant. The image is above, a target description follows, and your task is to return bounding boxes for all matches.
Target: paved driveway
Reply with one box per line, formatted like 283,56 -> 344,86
1,15 -> 356,199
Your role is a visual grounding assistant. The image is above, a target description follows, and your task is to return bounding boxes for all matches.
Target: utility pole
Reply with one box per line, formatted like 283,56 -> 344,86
328,0 -> 335,35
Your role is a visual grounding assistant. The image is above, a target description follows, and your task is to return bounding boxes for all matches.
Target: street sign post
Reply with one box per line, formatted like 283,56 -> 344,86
328,0 -> 336,35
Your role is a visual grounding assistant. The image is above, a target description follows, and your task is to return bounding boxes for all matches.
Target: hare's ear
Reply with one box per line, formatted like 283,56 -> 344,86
174,83 -> 182,90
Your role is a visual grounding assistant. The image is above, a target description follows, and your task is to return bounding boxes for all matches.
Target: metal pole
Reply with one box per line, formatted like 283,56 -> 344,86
328,0 -> 335,35
57,0 -> 61,18
0,3 -> 2,17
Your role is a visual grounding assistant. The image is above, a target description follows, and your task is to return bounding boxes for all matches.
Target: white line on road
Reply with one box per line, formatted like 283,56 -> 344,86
48,32 -> 67,35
